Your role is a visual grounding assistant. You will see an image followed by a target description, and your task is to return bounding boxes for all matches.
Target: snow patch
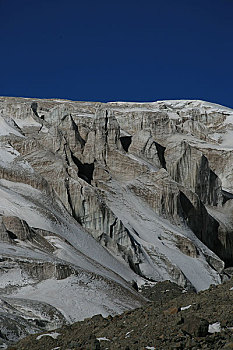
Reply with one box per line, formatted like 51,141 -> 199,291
106,180 -> 221,291
0,344 -> 7,349
97,337 -> 110,341
0,143 -> 34,172
208,322 -> 221,333
125,330 -> 134,338
0,116 -> 23,137
10,275 -> 140,323
36,332 -> 60,340
180,304 -> 192,311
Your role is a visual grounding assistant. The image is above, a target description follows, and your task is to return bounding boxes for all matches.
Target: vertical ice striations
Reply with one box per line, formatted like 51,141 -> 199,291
0,98 -> 232,310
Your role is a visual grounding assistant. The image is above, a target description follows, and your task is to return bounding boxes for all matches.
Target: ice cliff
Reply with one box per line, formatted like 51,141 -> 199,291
0,97 -> 232,344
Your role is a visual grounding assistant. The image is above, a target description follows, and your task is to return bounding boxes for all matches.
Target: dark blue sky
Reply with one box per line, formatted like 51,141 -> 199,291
1,0 -> 233,107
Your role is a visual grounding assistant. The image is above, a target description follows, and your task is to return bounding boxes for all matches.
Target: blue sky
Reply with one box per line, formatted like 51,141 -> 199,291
0,0 -> 233,107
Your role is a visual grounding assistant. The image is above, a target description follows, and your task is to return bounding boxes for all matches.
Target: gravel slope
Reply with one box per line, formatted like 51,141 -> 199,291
10,278 -> 233,350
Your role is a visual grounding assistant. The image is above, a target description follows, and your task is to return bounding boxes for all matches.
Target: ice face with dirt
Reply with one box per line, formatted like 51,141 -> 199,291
0,96 -> 232,344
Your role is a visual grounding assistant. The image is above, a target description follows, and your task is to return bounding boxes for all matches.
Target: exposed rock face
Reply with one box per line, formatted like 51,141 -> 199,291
0,97 -> 233,345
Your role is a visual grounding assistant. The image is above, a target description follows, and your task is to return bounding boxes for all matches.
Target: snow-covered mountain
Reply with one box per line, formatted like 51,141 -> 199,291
0,97 -> 232,345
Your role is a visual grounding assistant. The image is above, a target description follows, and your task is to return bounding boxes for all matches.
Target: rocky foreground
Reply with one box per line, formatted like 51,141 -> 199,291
10,278 -> 233,350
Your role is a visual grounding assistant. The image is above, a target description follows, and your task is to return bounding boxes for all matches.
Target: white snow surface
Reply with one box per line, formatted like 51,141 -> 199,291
0,178 -> 143,324
208,322 -> 221,333
14,116 -> 42,128
97,337 -> 110,341
105,180 -> 221,291
36,332 -> 60,340
0,143 -> 33,171
10,275 -> 140,323
0,116 -> 23,137
125,330 -> 134,338
180,304 -> 192,311
0,179 -> 138,285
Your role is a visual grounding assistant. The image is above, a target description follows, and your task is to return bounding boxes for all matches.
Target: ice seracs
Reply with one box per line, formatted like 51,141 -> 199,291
0,96 -> 233,344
